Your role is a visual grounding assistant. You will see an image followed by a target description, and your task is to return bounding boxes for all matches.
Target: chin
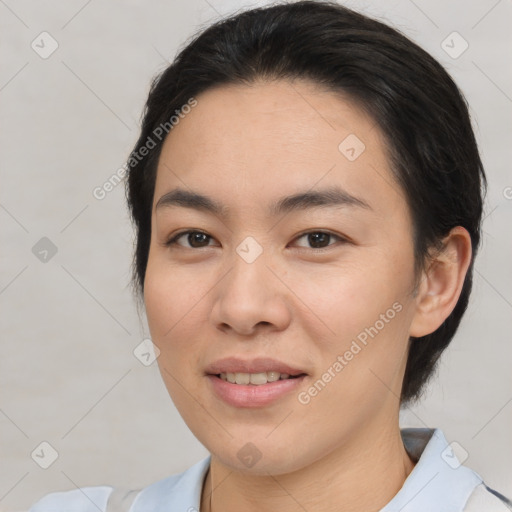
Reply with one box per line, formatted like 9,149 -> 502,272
208,435 -> 313,476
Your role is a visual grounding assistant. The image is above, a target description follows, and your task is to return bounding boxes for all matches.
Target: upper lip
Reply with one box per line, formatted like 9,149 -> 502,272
205,357 -> 307,376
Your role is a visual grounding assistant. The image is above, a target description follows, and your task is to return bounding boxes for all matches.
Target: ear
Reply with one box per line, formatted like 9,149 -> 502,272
409,226 -> 473,338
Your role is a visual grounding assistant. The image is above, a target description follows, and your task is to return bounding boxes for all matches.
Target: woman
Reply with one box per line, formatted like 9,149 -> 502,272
29,1 -> 511,510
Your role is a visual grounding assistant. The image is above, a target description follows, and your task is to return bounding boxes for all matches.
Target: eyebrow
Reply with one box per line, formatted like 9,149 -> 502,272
155,186 -> 371,218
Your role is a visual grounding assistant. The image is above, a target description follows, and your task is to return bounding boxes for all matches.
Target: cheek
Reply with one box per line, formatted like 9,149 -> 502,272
296,277 -> 411,428
143,259 -> 209,408
143,254 -> 211,342
143,263 -> 173,343
288,252 -> 414,395
288,257 -> 409,343
143,254 -> 221,405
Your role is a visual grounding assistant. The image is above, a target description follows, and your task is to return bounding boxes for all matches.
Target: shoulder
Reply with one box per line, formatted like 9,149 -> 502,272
388,427 -> 512,512
463,482 -> 512,511
28,456 -> 211,512
29,486 -> 114,512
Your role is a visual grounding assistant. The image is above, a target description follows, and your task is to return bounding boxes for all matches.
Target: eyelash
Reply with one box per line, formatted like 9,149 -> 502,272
164,229 -> 349,251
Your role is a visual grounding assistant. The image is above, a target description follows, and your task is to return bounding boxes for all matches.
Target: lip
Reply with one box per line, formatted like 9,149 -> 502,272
206,374 -> 307,408
204,357 -> 307,376
204,357 -> 308,408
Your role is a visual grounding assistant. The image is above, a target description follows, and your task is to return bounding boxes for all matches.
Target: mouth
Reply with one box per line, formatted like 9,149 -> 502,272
204,357 -> 309,407
210,371 -> 307,386
205,356 -> 308,379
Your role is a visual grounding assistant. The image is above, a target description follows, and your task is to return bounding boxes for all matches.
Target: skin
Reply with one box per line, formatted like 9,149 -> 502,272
143,79 -> 472,512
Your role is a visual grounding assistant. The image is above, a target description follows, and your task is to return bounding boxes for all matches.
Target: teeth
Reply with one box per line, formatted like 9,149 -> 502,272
235,372 -> 250,385
220,371 -> 298,385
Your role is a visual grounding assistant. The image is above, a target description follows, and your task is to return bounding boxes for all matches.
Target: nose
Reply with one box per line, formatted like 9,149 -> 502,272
210,247 -> 292,337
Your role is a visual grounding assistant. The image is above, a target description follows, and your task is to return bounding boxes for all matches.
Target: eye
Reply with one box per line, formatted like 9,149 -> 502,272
165,230 -> 216,249
292,230 -> 347,250
164,229 -> 348,250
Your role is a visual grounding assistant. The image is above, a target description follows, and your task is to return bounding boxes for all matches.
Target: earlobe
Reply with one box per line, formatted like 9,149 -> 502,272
409,226 -> 472,338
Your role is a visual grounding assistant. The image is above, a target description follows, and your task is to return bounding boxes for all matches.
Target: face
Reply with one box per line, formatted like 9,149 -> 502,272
144,79 -> 419,475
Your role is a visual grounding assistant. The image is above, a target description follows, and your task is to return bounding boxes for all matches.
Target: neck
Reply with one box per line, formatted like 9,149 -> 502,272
200,421 -> 416,512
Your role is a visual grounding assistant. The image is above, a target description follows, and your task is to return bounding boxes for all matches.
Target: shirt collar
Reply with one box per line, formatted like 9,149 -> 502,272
381,427 -> 482,511
132,427 -> 482,512
131,454 -> 210,512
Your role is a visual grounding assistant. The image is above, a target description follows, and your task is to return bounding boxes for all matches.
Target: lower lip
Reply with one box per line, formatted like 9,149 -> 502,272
206,374 -> 307,408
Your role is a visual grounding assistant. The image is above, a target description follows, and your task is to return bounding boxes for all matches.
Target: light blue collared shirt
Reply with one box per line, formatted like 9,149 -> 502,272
29,428 -> 512,511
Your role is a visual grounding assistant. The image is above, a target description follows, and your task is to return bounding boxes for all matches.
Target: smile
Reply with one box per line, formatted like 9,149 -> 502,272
207,373 -> 307,408
218,371 -> 303,385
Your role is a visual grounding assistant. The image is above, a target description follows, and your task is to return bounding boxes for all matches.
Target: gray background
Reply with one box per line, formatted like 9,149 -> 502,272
1,0 -> 511,510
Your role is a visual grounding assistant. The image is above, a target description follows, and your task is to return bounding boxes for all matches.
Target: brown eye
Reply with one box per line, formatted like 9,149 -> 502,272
294,231 -> 346,249
165,230 -> 214,248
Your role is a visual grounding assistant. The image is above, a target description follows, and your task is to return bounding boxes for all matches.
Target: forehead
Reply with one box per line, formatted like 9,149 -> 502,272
153,79 -> 405,219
